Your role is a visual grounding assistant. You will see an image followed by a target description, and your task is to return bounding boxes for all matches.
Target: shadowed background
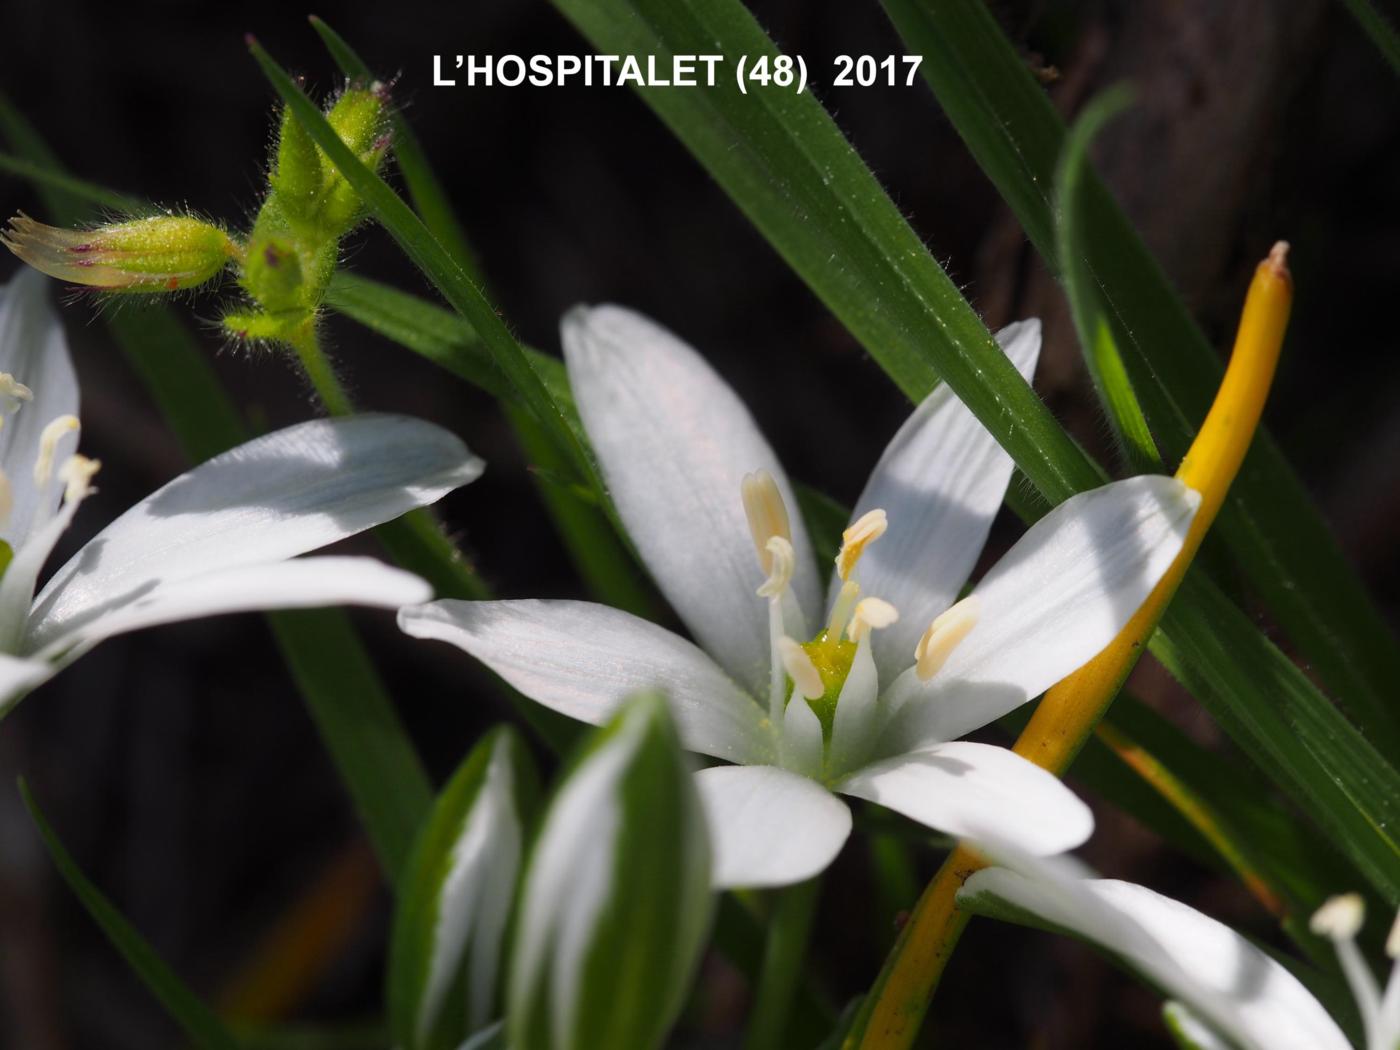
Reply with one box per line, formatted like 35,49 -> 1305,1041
1,1 -> 1396,1047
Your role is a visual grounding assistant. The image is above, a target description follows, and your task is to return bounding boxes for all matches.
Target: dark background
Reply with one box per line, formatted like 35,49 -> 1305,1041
1,1 -> 1397,1047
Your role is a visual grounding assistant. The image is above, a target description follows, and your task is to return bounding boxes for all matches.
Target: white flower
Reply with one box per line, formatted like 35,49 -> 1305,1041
0,269 -> 483,715
962,853 -> 1399,1050
399,306 -> 1199,888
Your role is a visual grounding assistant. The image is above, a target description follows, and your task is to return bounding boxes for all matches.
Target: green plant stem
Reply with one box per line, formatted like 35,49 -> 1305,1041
287,322 -> 354,417
744,878 -> 823,1050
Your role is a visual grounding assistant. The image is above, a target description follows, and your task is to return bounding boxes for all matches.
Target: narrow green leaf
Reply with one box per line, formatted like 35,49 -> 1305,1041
0,150 -> 146,215
1055,87 -> 1159,472
248,39 -> 602,501
507,403 -> 659,619
376,511 -> 491,602
509,692 -> 712,1050
390,727 -> 538,1050
266,611 -> 433,878
881,0 -> 1400,752
325,271 -> 498,390
1152,571 -> 1400,902
548,0 -> 1097,506
0,98 -> 432,882
1101,696 -> 1366,924
19,780 -> 241,1050
1338,0 -> 1400,78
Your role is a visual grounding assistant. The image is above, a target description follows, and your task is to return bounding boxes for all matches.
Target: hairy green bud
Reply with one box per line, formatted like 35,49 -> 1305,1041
270,105 -> 324,220
2,213 -> 237,292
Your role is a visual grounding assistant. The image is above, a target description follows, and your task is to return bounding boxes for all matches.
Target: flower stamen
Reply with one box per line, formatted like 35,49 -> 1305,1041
915,595 -> 980,682
826,579 -> 860,637
835,508 -> 887,582
1311,893 -> 1365,941
778,636 -> 825,701
34,415 -> 80,486
742,470 -> 791,573
0,469 -> 11,525
848,597 -> 898,645
0,374 -> 33,425
57,455 -> 100,505
757,535 -> 795,599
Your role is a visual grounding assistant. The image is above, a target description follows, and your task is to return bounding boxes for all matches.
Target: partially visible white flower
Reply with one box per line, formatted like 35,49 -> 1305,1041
962,851 -> 1398,1050
0,269 -> 483,715
401,305 -> 1199,888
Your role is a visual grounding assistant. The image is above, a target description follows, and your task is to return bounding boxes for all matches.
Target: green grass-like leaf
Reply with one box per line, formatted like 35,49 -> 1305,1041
1338,0 -> 1400,78
20,780 -> 242,1050
1055,86 -> 1159,473
881,0 -> 1400,755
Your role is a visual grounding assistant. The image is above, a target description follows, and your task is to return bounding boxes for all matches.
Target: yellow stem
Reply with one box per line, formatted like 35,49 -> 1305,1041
854,242 -> 1292,1049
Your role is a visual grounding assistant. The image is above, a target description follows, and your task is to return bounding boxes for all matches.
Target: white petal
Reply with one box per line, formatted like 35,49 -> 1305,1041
33,557 -> 430,660
421,733 -> 523,1038
961,867 -> 1351,1050
26,414 -> 480,650
835,320 -> 1039,682
828,633 -> 880,778
885,475 -> 1199,748
696,765 -> 851,889
780,692 -> 824,780
399,599 -> 773,765
0,270 -> 80,552
562,305 -> 819,695
0,652 -> 57,720
836,741 -> 1093,856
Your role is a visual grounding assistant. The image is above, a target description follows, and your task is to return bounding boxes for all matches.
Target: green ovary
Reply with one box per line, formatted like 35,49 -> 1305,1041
797,632 -> 856,744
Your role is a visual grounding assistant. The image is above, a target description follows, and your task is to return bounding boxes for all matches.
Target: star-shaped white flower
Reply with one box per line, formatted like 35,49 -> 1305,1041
0,270 -> 483,715
963,853 -> 1399,1050
400,306 -> 1199,888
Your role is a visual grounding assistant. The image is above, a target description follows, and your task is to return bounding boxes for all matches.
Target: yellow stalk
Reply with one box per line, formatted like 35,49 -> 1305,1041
852,242 -> 1292,1049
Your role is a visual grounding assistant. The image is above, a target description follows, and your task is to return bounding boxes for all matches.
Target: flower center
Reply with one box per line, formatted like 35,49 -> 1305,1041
742,471 -> 901,757
0,374 -> 99,600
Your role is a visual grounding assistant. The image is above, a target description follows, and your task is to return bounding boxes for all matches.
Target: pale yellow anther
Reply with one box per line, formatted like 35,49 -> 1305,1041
1387,909 -> 1400,960
0,374 -> 33,419
778,636 -> 825,701
826,580 -> 860,637
835,508 -> 887,582
915,595 -> 980,682
0,469 -> 11,526
34,415 -> 80,485
848,597 -> 899,645
1310,893 -> 1365,942
57,454 -> 100,505
757,536 -> 795,599
742,470 -> 792,573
